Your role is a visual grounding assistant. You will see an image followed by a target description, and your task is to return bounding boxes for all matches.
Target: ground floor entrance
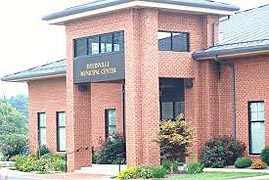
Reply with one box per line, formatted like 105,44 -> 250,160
66,77 -> 188,171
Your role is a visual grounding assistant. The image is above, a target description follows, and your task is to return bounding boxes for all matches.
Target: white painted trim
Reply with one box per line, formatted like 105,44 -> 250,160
47,1 -> 236,25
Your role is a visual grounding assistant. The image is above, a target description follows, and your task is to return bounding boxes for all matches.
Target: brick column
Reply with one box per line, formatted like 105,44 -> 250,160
140,9 -> 160,166
125,8 -> 160,167
66,31 -> 92,172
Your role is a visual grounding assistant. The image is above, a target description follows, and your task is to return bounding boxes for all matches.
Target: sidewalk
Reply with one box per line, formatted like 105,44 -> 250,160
0,168 -> 112,180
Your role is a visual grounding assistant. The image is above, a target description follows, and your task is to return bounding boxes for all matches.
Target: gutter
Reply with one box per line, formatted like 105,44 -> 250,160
1,74 -> 66,83
192,43 -> 269,60
214,56 -> 236,139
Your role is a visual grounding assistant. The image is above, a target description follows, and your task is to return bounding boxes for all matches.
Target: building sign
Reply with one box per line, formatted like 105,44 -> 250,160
74,52 -> 125,83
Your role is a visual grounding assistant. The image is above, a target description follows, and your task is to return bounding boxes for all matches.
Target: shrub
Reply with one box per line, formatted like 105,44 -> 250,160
200,136 -> 246,168
0,133 -> 28,160
187,162 -> 204,174
36,145 -> 50,157
117,166 -> 137,180
40,153 -> 66,172
150,167 -> 167,178
13,154 -> 39,172
94,134 -> 126,164
235,157 -> 252,168
161,159 -> 178,173
157,114 -> 194,161
260,147 -> 269,165
252,159 -> 267,169
116,166 -> 167,180
13,153 -> 66,172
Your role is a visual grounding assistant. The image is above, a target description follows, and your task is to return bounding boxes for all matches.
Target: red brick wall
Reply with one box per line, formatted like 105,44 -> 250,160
65,9 -> 135,171
28,77 -> 66,153
63,8 -> 219,170
158,12 -> 219,159
219,55 -> 269,156
91,82 -> 123,149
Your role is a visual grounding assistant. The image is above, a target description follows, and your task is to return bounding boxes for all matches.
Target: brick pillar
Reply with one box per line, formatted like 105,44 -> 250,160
190,15 -> 220,159
202,15 -> 219,48
140,9 -> 160,166
125,9 -> 143,166
66,32 -> 92,172
125,8 -> 160,167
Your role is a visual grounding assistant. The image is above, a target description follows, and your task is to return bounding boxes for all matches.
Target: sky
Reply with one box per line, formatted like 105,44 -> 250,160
0,0 -> 269,98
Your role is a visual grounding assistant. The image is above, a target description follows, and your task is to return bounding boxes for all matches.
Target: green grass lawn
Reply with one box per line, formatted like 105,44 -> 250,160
170,172 -> 267,180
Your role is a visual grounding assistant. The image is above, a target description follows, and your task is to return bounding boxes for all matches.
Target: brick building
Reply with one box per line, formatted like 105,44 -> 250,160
2,0 -> 269,172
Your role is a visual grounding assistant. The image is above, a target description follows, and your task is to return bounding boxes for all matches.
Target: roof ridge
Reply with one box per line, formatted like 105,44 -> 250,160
211,38 -> 269,49
234,3 -> 269,15
64,0 -> 105,10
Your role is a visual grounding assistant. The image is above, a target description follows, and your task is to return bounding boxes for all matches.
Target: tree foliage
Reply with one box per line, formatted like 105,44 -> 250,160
157,114 -> 194,161
0,99 -> 27,133
0,99 -> 28,159
7,94 -> 28,121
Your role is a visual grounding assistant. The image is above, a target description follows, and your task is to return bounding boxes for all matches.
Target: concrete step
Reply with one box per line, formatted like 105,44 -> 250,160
75,164 -> 127,176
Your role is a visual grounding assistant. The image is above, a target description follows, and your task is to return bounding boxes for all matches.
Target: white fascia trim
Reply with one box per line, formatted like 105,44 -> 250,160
47,1 -> 236,25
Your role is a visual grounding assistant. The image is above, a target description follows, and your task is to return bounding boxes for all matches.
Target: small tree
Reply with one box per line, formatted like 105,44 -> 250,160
157,114 -> 194,161
0,133 -> 28,159
0,100 -> 28,159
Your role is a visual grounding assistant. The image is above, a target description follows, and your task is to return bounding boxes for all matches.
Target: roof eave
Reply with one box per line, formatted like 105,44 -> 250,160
192,44 -> 269,60
1,73 -> 66,83
43,1 -> 239,25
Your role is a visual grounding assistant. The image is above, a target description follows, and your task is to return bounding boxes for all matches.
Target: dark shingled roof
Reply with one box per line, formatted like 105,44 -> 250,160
1,59 -> 66,82
193,4 -> 269,59
43,0 -> 239,21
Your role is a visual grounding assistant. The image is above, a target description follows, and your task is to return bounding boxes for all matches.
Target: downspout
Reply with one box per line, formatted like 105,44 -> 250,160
214,56 -> 237,139
121,81 -> 126,141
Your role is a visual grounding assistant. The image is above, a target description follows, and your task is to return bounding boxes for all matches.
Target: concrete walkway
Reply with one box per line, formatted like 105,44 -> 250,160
0,168 -> 111,180
75,164 -> 127,176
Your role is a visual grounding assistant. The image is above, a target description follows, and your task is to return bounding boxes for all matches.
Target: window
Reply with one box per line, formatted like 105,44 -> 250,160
88,36 -> 99,55
101,34 -> 113,53
105,109 -> 116,137
74,38 -> 87,57
38,113 -> 46,146
113,31 -> 124,52
158,31 -> 190,52
160,78 -> 185,120
74,31 -> 124,57
158,32 -> 171,51
57,112 -> 66,152
249,102 -> 265,154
